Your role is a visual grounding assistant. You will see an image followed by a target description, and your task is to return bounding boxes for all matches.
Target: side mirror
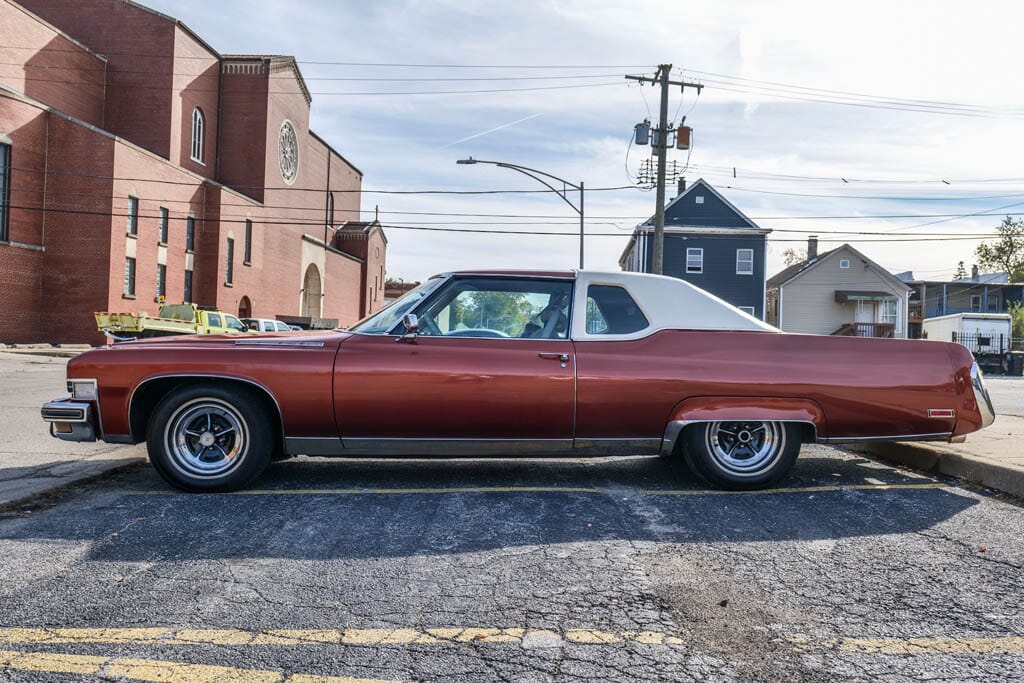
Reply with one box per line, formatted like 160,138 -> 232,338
397,313 -> 419,343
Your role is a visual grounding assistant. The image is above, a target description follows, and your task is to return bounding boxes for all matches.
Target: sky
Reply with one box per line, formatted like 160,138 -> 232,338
143,0 -> 1024,283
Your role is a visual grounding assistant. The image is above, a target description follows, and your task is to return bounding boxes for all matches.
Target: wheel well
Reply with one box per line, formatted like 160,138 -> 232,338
671,419 -> 818,455
129,377 -> 285,457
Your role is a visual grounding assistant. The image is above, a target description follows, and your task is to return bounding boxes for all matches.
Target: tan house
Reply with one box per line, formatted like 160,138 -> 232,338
766,239 -> 911,338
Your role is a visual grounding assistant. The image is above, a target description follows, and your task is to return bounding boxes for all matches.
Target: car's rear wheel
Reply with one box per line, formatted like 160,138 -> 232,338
146,384 -> 272,492
680,420 -> 800,490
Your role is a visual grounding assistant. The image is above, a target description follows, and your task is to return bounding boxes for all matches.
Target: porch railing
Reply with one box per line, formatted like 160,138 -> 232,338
831,322 -> 896,338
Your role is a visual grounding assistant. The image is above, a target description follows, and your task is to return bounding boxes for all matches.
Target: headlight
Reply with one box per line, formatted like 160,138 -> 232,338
67,379 -> 98,401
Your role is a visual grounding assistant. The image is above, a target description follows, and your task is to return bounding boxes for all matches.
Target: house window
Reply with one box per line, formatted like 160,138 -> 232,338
0,143 -> 10,242
881,299 -> 898,328
839,259 -> 850,269
736,248 -> 754,275
686,248 -> 703,274
156,264 -> 166,298
190,107 -> 204,163
123,257 -> 136,297
739,306 -> 756,316
158,207 -> 168,244
244,220 -> 252,264
127,196 -> 138,235
326,192 -> 334,227
988,296 -> 1000,312
695,196 -> 704,204
184,269 -> 193,303
186,215 -> 195,251
225,237 -> 234,285
970,295 -> 982,312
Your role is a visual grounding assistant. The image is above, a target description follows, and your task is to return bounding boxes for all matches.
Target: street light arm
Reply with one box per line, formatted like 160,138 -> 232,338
495,164 -> 580,215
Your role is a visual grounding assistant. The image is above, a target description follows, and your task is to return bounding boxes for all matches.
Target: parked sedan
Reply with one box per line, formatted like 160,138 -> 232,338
241,318 -> 294,333
42,270 -> 995,492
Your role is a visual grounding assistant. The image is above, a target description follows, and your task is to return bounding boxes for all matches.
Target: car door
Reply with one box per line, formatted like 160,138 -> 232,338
334,275 -> 576,453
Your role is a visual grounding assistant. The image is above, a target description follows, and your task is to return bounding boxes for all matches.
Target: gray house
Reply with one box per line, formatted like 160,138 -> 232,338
766,241 -> 911,338
619,179 -> 771,318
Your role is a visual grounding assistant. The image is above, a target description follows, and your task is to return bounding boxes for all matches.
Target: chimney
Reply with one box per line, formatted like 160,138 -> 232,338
971,264 -> 979,280
807,235 -> 819,260
677,178 -> 687,196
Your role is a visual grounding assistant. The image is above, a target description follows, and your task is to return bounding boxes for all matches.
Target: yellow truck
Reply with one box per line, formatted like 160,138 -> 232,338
95,303 -> 250,340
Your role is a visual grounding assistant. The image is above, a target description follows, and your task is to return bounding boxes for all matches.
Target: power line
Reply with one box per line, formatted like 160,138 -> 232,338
0,62 -> 626,81
681,68 -> 1019,114
4,73 -> 627,96
4,203 -> 1006,242
6,164 -> 639,194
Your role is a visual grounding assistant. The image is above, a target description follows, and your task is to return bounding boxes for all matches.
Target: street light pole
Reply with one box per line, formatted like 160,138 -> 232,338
457,157 -> 585,269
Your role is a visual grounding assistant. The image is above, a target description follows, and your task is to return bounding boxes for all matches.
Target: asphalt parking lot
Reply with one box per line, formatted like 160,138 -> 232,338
1,446 -> 1023,682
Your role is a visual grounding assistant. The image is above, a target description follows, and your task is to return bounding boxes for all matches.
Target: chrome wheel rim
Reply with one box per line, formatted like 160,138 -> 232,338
164,398 -> 248,478
706,421 -> 784,476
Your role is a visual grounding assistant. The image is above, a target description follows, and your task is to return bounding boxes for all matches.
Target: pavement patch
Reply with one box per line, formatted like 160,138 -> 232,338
0,648 -> 403,682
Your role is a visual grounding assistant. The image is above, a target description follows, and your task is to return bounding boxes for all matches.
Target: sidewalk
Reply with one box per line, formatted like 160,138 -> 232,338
0,351 -> 144,509
845,414 -> 1024,500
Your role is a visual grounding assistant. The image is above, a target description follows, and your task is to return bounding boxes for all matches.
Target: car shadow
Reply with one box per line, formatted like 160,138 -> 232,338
0,451 -> 980,561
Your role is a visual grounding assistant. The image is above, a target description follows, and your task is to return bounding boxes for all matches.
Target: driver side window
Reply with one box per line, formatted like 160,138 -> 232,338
416,278 -> 572,339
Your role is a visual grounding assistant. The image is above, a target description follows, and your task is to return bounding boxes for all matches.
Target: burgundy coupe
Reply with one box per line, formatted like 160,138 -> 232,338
42,270 -> 995,491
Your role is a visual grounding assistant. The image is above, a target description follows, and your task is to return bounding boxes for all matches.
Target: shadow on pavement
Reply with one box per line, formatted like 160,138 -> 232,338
0,452 -> 979,561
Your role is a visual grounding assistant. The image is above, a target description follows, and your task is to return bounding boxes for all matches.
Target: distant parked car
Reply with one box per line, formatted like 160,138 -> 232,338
44,270 -> 995,493
241,318 -> 294,333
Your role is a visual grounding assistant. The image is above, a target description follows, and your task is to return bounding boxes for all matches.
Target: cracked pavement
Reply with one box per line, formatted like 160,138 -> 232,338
0,448 -> 1021,681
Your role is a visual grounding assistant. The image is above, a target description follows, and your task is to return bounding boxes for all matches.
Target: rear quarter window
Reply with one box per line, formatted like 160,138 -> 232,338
586,285 -> 649,334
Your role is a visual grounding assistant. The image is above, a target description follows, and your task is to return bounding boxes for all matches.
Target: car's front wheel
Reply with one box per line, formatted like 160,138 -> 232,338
146,384 -> 273,492
680,421 -> 800,490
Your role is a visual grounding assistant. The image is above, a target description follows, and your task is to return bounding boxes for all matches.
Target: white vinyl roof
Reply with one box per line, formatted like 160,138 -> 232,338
571,271 -> 778,341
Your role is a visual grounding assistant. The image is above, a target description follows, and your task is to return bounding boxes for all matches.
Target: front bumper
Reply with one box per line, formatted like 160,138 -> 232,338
41,397 -> 97,442
970,362 -> 997,430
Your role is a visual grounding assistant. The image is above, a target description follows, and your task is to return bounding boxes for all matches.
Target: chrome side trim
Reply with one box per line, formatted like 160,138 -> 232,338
128,374 -> 286,449
573,438 -> 661,456
661,419 -> 819,457
341,438 -> 576,457
234,339 -> 326,347
285,437 -> 342,456
821,432 -> 953,444
970,362 -> 996,429
287,437 -> 662,458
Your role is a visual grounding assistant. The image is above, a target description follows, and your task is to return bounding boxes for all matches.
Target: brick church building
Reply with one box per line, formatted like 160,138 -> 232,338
0,0 -> 387,343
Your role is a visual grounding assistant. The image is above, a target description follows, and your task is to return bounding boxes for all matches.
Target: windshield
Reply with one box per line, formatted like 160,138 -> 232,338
348,277 -> 444,334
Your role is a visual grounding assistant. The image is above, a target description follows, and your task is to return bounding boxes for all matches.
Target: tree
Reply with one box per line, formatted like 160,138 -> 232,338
782,248 -> 807,266
975,216 -> 1024,282
954,261 -> 967,280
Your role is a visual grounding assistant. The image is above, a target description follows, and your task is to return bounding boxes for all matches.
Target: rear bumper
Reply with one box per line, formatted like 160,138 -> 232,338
41,397 -> 96,442
970,362 -> 997,430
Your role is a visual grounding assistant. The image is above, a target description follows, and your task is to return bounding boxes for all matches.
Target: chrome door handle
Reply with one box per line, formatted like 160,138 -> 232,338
538,352 -> 570,362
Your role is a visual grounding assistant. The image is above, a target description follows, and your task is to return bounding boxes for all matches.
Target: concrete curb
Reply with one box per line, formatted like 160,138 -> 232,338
845,441 -> 1024,500
0,457 -> 145,511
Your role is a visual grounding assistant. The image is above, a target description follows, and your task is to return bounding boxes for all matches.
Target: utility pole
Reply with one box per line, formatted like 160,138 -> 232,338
625,65 -> 703,274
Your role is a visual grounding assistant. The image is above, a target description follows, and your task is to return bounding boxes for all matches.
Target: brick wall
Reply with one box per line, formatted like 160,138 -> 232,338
0,0 -> 107,127
20,0 -> 177,159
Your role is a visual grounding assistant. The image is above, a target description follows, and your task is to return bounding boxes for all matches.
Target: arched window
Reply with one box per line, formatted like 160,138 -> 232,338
190,107 -> 204,163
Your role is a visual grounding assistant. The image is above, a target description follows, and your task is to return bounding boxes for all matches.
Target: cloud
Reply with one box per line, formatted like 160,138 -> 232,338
142,0 -> 1024,282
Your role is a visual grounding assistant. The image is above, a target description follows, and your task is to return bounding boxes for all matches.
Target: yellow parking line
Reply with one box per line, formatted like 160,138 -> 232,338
643,483 -> 948,496
0,627 -> 686,647
838,637 -> 1024,655
2,630 -> 1020,656
0,649 -> 403,683
127,482 -> 947,497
